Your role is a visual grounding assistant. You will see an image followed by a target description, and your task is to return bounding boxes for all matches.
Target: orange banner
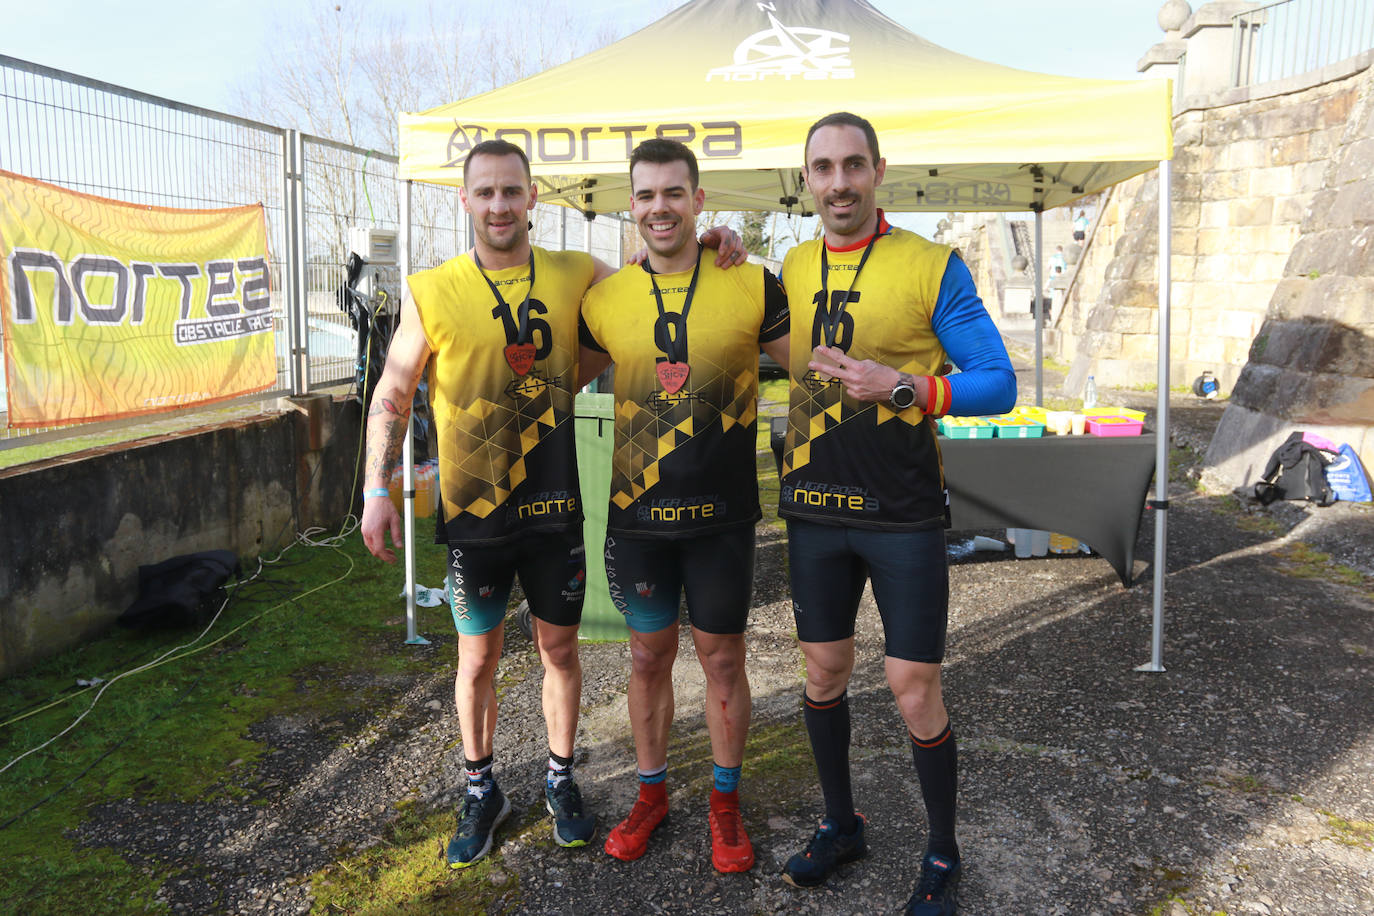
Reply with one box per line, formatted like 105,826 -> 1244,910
1,169 -> 275,427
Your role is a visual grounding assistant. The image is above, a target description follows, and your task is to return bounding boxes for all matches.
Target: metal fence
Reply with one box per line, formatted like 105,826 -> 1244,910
1232,0 -> 1374,87
0,54 -> 625,452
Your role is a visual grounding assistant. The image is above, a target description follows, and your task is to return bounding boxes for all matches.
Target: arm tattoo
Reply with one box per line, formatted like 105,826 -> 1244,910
364,399 -> 411,487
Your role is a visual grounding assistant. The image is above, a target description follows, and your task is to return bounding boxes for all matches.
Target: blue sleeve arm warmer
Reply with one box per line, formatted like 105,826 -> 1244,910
930,254 -> 1018,416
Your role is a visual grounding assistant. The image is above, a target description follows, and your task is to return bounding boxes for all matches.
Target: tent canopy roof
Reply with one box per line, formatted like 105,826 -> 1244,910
399,0 -> 1173,214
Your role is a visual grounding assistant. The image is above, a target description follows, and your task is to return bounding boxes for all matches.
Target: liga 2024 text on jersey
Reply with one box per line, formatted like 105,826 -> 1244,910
580,256 -> 788,538
780,226 -> 952,531
408,248 -> 594,545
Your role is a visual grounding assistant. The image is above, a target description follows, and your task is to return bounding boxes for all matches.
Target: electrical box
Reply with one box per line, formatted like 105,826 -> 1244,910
348,226 -> 398,265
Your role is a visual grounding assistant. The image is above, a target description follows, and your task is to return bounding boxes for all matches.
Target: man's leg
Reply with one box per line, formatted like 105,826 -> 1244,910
693,627 -> 753,872
602,534 -> 682,862
519,530 -> 595,847
604,624 -> 678,860
783,520 -> 871,888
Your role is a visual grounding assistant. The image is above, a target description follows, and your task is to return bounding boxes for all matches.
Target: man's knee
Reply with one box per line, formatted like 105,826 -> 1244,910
697,636 -> 746,688
629,631 -> 678,678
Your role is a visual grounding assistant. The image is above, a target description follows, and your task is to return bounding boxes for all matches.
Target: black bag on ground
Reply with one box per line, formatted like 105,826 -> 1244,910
119,550 -> 241,629
1253,432 -> 1336,506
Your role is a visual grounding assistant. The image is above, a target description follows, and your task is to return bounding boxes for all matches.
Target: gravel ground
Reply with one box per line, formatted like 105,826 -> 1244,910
73,350 -> 1374,915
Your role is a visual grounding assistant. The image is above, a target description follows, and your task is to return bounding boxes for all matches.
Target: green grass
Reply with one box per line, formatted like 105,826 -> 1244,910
0,529 -> 453,916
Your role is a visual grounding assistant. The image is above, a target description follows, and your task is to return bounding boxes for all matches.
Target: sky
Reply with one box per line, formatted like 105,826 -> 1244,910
4,0 -> 1170,114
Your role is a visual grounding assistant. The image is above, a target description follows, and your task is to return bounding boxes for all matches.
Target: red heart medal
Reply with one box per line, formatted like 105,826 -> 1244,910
504,342 -> 537,376
656,360 -> 690,393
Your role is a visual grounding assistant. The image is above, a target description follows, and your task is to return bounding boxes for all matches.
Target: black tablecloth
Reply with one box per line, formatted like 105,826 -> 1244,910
768,417 -> 1156,586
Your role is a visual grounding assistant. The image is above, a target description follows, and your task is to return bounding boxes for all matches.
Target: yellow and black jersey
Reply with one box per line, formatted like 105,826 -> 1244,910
580,256 -> 787,537
780,225 -> 953,530
408,248 -> 594,545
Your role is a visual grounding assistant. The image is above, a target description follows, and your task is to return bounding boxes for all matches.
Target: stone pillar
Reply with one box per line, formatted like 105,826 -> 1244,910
1138,0 -> 1191,90
1178,2 -> 1263,99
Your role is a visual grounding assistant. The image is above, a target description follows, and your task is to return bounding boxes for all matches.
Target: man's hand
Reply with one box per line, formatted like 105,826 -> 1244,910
809,345 -> 909,405
698,225 -> 747,267
360,495 -> 403,564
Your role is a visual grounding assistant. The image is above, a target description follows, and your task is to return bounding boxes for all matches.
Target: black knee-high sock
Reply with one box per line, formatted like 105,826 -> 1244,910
910,722 -> 959,860
803,690 -> 857,833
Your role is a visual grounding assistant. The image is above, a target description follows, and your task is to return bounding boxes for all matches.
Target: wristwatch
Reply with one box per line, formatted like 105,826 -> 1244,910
889,378 -> 917,410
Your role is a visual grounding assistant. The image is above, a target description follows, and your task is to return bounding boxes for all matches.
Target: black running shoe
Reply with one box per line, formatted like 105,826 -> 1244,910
781,814 -> 868,888
905,851 -> 961,915
545,779 -> 596,848
446,782 -> 511,868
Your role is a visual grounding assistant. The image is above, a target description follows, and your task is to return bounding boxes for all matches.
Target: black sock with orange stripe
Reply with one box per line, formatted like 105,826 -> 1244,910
803,690 -> 857,834
910,722 -> 959,861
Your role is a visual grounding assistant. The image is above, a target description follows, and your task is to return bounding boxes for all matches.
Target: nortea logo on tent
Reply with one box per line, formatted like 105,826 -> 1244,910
707,5 -> 854,82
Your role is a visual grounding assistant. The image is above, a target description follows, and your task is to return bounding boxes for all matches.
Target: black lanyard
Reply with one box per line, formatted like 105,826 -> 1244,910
474,250 -> 535,344
646,245 -> 702,364
819,230 -> 880,348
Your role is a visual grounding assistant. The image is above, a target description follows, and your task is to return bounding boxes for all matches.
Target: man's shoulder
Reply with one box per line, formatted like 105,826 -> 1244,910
781,239 -> 823,270
582,261 -> 639,310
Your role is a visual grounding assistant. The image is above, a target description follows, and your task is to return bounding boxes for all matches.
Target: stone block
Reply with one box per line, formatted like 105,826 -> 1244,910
1267,277 -> 1306,318
1274,194 -> 1312,227
1287,231 -> 1343,275
1191,282 -> 1235,312
1188,336 -> 1226,363
1229,362 -> 1283,412
1200,200 -> 1230,228
1211,116 -> 1262,146
1231,281 -> 1279,313
1335,278 -> 1374,327
1169,305 -> 1191,333
1170,254 -> 1195,281
1121,332 -> 1159,362
1268,133 -> 1309,166
1302,376 -> 1374,426
1328,182 -> 1374,227
1223,337 -> 1256,367
1173,200 -> 1201,229
1096,332 -> 1124,359
1194,255 -> 1234,283
1295,159 -> 1330,191
1201,170 -> 1249,201
1231,199 -> 1273,226
1260,105 -> 1318,139
1195,227 -> 1229,256
1302,188 -> 1339,229
1224,139 -> 1269,170
1202,403 -> 1289,489
1109,306 -> 1160,335
1318,88 -> 1357,128
1249,167 -> 1296,198
1221,309 -> 1262,339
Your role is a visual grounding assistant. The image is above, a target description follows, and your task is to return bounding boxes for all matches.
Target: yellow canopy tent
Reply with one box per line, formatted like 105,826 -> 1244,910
398,0 -> 1172,215
394,0 -> 1178,671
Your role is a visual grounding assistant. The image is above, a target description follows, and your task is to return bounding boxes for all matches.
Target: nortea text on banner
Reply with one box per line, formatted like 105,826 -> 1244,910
1,168 -> 275,428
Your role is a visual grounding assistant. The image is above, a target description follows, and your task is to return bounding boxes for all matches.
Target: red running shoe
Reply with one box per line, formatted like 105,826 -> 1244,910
604,783 -> 668,862
708,788 -> 754,873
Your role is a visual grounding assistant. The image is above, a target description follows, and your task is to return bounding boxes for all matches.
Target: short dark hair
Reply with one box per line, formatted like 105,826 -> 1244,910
804,112 -> 881,165
463,139 -> 532,184
629,138 -> 699,191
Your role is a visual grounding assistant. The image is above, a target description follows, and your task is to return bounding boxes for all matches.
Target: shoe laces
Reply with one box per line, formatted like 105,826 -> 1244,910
802,820 -> 840,859
549,779 -> 583,816
709,799 -> 742,846
914,856 -> 954,899
622,795 -> 663,834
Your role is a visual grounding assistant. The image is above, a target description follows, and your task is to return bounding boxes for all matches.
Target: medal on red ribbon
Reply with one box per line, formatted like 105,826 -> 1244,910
655,360 -> 690,393
504,342 -> 537,376
647,247 -> 701,395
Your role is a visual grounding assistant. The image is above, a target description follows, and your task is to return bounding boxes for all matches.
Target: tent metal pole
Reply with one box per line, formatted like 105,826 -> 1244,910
1033,209 -> 1044,405
400,179 -> 429,647
1137,158 -> 1170,673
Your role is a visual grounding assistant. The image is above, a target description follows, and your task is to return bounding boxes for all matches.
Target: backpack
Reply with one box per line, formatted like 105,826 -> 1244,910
1253,432 -> 1336,506
119,550 -> 241,629
1326,443 -> 1373,503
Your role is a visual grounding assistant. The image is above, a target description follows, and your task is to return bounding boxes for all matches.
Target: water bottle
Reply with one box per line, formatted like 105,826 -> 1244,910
1083,375 -> 1098,409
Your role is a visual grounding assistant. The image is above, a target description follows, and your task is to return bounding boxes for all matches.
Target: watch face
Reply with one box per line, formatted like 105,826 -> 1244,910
891,384 -> 916,408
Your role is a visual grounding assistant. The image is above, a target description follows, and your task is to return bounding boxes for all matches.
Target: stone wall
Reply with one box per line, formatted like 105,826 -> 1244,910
1062,62 -> 1368,398
1203,61 -> 1374,489
0,395 -> 363,677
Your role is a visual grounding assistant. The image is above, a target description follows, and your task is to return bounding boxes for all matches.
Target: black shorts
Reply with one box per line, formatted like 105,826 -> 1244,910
786,519 -> 949,663
446,529 -> 585,635
604,526 -> 755,635
1072,230 -> 1086,241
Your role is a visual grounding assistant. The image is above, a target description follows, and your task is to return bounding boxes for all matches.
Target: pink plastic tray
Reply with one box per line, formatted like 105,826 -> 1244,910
1086,416 -> 1144,437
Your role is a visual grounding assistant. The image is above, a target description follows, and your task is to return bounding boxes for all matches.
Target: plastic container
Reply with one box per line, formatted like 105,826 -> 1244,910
986,415 -> 1046,438
1029,529 -> 1050,556
1083,406 -> 1146,422
1084,375 -> 1098,409
1049,532 -> 1080,554
939,417 -> 995,439
1008,528 -> 1032,558
1045,410 -> 1073,435
1086,415 -> 1144,437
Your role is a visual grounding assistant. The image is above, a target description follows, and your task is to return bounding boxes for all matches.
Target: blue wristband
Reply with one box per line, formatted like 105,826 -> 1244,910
363,488 -> 390,500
